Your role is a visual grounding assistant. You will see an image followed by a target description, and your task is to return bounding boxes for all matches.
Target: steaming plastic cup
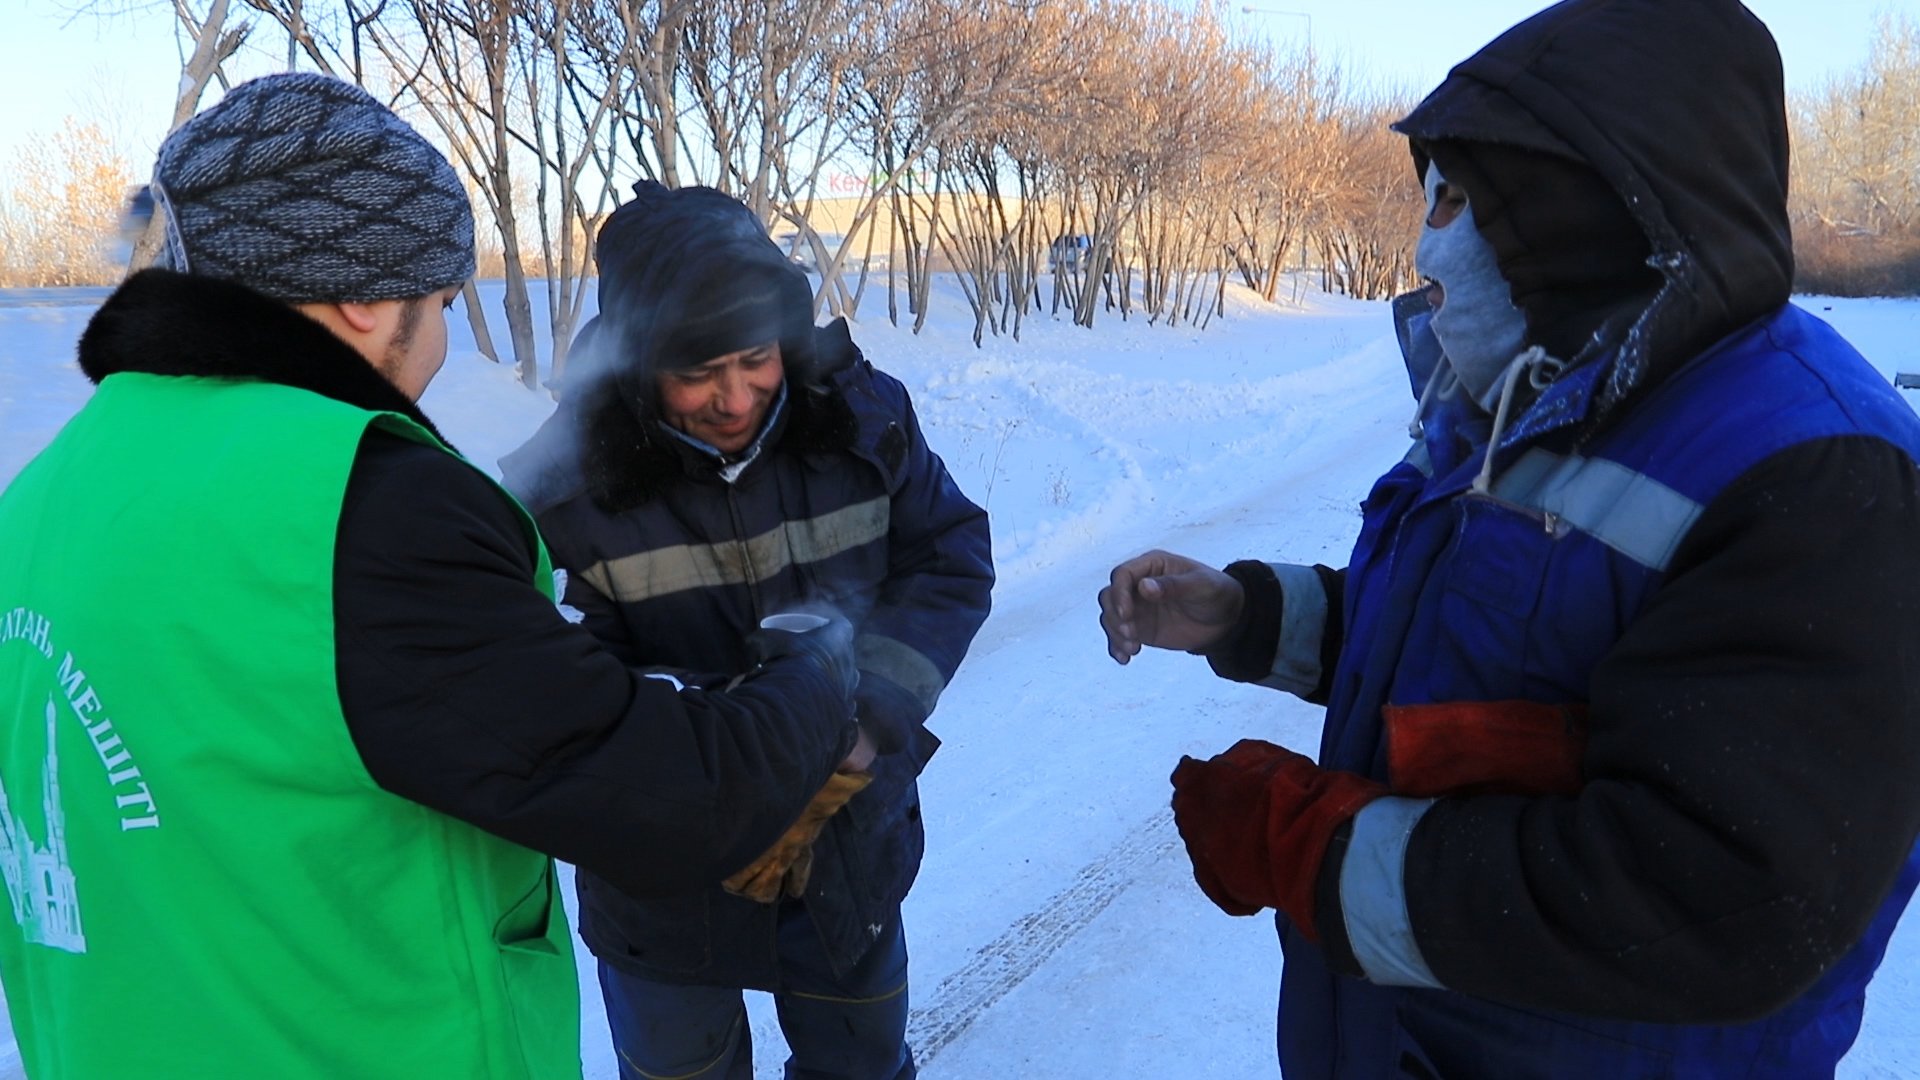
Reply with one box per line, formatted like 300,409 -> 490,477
759,613 -> 830,633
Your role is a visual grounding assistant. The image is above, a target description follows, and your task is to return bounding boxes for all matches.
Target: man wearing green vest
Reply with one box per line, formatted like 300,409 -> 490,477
0,73 -> 866,1078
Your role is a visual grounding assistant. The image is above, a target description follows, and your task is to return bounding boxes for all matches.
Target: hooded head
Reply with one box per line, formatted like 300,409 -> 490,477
1394,0 -> 1792,427
587,182 -> 818,426
505,182 -> 856,513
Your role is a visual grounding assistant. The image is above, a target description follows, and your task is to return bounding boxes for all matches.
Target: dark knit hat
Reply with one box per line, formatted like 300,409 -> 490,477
653,260 -> 815,372
150,72 -> 475,304
589,182 -> 820,400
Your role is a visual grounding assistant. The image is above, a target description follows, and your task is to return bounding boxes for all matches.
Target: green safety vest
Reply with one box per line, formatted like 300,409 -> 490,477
0,373 -> 580,1078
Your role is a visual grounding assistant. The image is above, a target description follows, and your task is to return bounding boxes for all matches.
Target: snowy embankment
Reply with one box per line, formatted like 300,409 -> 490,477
0,280 -> 1916,1078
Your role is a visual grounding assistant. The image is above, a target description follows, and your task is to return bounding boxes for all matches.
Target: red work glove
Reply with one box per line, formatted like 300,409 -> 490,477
1169,739 -> 1385,938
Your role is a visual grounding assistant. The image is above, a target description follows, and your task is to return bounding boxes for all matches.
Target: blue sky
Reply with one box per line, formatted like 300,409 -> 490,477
0,0 -> 1905,173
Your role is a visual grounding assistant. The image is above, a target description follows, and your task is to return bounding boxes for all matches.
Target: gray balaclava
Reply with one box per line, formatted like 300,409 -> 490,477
149,72 -> 475,304
1415,161 -> 1529,412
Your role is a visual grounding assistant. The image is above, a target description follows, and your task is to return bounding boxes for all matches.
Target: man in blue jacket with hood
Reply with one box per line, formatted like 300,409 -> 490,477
504,182 -> 992,1080
1101,1 -> 1920,1076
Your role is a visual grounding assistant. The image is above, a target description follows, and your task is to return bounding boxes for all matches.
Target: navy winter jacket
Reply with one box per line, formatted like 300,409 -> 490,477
501,187 -> 992,987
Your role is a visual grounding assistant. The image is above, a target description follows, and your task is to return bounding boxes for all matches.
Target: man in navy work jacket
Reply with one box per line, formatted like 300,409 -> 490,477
503,181 -> 992,1080
1099,1 -> 1920,1076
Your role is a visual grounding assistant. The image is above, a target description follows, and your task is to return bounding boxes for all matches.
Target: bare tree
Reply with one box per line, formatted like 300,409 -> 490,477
375,0 -> 544,387
0,118 -> 135,287
1049,1 -> 1165,328
1228,47 -> 1343,303
119,0 -> 251,272
1124,6 -> 1248,328
1313,97 -> 1420,301
1795,13 -> 1920,237
505,0 -> 634,384
835,0 -> 1075,326
1791,13 -> 1920,295
241,0 -> 384,82
570,0 -> 692,187
676,0 -> 850,215
90,0 -> 1496,335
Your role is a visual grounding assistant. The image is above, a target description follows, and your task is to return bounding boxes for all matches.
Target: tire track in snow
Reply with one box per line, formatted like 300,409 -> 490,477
906,808 -> 1179,1067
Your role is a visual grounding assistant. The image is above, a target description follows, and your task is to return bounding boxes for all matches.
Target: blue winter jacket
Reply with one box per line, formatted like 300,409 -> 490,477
1199,2 -> 1920,1075
1235,300 -> 1920,1079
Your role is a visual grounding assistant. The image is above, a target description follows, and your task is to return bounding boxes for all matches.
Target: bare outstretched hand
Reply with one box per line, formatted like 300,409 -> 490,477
1097,549 -> 1244,664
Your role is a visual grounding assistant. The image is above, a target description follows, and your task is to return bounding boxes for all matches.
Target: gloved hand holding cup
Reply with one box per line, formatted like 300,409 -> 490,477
748,611 -> 860,702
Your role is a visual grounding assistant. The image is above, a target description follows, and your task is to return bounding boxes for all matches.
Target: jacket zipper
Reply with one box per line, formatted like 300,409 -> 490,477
726,486 -> 765,620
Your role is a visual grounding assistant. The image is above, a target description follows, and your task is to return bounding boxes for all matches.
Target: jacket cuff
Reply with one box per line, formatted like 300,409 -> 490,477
853,672 -> 923,756
1205,560 -> 1284,682
1207,561 -> 1333,699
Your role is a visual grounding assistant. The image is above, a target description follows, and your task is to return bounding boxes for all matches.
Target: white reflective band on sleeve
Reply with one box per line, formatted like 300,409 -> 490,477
854,633 -> 946,715
1490,448 -> 1703,571
1255,562 -> 1327,697
1340,796 -> 1443,989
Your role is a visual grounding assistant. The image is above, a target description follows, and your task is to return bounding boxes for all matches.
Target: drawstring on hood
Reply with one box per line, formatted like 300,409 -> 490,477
1473,345 -> 1565,494
1404,326 -> 1566,496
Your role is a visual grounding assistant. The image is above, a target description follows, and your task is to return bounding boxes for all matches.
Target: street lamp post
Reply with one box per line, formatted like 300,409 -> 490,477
1240,5 -> 1313,46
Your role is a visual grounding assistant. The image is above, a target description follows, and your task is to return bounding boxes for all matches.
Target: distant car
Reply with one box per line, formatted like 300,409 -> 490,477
1050,234 -> 1091,274
772,232 -> 814,273
1895,372 -> 1920,390
775,231 -> 851,276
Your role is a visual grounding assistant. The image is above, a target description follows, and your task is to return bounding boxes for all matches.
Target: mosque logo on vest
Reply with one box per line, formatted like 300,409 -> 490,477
1,605 -> 170,954
0,699 -> 86,953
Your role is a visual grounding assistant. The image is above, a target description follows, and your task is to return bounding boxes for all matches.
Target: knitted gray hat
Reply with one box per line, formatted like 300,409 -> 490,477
150,72 -> 475,304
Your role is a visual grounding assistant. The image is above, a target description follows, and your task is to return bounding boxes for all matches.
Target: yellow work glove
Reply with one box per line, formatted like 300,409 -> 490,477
722,770 -> 873,904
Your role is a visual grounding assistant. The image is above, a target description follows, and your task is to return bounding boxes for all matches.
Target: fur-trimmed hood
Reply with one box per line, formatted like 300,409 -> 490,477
77,268 -> 450,446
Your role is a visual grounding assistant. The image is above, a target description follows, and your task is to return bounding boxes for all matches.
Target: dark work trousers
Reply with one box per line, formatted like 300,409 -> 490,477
599,900 -> 914,1080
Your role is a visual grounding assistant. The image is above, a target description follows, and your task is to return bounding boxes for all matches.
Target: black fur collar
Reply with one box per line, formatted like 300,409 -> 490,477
78,269 -> 450,446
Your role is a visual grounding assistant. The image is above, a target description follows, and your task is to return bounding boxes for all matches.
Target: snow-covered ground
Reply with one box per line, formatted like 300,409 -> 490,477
2,277 -> 1918,1078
